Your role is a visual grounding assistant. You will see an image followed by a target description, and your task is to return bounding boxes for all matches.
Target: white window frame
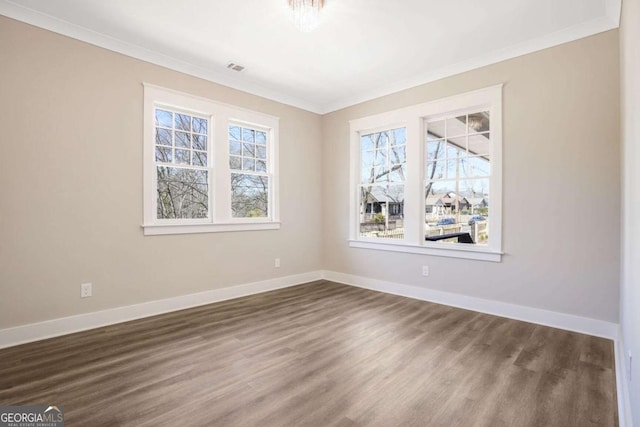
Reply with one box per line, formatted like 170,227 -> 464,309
228,121 -> 273,220
142,84 -> 280,236
348,85 -> 503,262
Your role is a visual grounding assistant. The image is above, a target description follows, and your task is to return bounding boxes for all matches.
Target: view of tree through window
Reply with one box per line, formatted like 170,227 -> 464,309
425,111 -> 491,245
359,128 -> 406,239
154,108 -> 209,219
229,125 -> 269,218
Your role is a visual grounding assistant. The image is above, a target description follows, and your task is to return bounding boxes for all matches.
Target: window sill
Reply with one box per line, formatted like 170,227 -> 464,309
142,222 -> 281,236
348,239 -> 502,262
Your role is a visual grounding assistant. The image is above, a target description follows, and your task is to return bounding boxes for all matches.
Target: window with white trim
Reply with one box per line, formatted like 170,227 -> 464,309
425,110 -> 491,245
229,124 -> 270,218
155,109 -> 210,220
349,85 -> 503,262
143,84 -> 280,235
359,128 -> 406,240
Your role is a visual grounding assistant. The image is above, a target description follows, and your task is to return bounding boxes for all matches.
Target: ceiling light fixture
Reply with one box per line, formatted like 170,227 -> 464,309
288,0 -> 323,32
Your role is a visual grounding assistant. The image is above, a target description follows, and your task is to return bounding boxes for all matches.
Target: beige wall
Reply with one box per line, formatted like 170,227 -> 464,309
0,16 -> 622,330
620,0 -> 640,422
322,30 -> 620,322
0,17 -> 323,328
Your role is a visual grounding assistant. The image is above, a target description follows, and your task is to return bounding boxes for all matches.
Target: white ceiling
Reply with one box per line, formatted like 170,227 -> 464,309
0,0 -> 621,113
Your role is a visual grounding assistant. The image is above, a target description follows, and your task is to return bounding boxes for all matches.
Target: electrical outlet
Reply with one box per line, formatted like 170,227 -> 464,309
275,258 -> 281,268
81,283 -> 92,298
422,265 -> 429,277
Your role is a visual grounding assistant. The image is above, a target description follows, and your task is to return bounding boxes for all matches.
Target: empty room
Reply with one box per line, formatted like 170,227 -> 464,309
0,0 -> 638,426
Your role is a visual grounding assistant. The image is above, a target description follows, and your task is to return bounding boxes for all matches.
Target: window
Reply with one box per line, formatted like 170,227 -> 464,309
425,111 -> 491,245
229,124 -> 271,218
349,85 -> 502,261
143,84 -> 280,235
359,128 -> 406,240
155,109 -> 210,220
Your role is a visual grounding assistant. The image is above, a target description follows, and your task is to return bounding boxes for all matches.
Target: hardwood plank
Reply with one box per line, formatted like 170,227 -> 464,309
0,281 -> 618,426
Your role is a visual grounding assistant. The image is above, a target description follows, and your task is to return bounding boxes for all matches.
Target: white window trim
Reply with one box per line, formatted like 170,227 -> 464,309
348,84 -> 503,262
142,83 -> 280,236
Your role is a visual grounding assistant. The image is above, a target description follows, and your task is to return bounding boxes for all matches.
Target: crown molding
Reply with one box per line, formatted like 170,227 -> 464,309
1,0 -> 622,115
319,7 -> 621,113
0,0 -> 323,113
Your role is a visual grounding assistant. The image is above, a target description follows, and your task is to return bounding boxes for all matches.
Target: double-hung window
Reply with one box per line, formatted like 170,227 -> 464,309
359,128 -> 407,240
143,84 -> 279,235
349,85 -> 503,261
229,124 -> 270,218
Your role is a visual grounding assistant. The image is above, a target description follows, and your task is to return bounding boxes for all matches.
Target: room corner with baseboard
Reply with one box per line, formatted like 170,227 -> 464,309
0,0 -> 637,425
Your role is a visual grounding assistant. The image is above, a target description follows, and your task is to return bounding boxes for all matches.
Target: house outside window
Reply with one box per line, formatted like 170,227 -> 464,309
359,127 -> 406,240
143,84 -> 280,236
349,85 -> 503,262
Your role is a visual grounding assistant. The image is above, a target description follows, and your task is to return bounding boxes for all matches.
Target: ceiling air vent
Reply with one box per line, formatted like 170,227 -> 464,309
227,63 -> 245,72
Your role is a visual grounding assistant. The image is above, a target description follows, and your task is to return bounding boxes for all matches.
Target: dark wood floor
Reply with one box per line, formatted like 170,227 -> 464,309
0,281 -> 617,426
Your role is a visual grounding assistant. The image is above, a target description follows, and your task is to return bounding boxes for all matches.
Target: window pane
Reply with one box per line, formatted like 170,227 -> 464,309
362,131 -> 389,150
192,117 -> 207,134
425,179 -> 489,245
256,145 -> 267,159
373,167 -> 390,183
360,160 -> 376,184
461,178 -> 490,244
155,146 -> 172,163
229,156 -> 241,170
155,109 -> 173,127
446,115 -> 467,138
390,145 -> 406,163
375,132 -> 389,149
391,128 -> 406,146
175,113 -> 191,131
373,150 -> 388,167
157,166 -> 208,219
175,149 -> 190,165
229,140 -> 241,155
426,139 -> 445,161
361,151 -> 375,174
445,159 -> 458,180
193,135 -> 207,151
243,143 -> 256,157
361,128 -> 407,186
242,158 -> 255,171
175,131 -> 190,148
468,111 -> 490,133
389,164 -> 406,182
427,120 -> 445,139
156,128 -> 172,146
256,131 -> 267,145
359,185 -> 404,240
468,133 -> 490,156
460,156 -> 490,178
361,134 -> 375,151
242,128 -> 255,142
229,126 -> 241,140
447,138 -> 466,157
193,151 -> 207,167
425,180 -> 461,239
231,173 -> 268,218
256,160 -> 267,173
426,160 -> 446,180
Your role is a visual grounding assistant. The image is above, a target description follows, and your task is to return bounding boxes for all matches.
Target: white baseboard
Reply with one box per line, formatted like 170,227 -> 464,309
324,271 -> 631,424
1,269 -> 628,422
322,270 -> 619,340
0,271 -> 324,349
615,327 -> 633,427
